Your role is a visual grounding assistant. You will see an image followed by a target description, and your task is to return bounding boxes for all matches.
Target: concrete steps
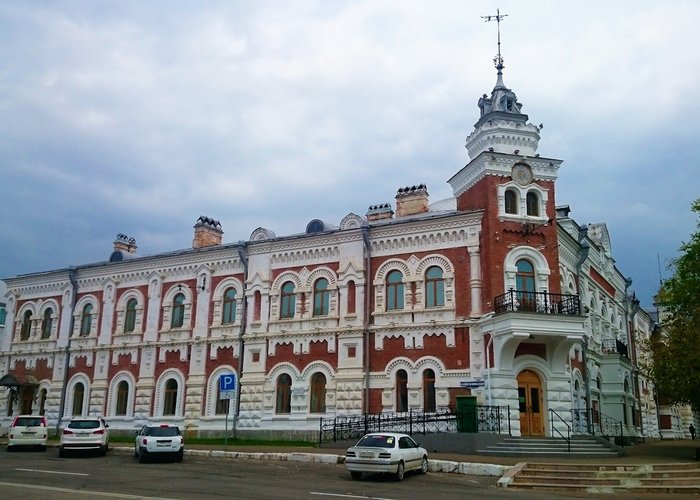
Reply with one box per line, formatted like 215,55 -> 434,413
499,462 -> 700,494
476,436 -> 623,458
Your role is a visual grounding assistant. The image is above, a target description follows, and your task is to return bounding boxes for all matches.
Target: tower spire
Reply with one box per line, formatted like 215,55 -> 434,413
482,8 -> 508,86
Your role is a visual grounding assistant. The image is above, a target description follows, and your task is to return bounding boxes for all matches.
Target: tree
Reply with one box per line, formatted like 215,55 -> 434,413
651,198 -> 700,410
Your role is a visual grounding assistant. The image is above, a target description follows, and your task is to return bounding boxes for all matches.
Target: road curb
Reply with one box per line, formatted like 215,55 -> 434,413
107,445 -> 509,476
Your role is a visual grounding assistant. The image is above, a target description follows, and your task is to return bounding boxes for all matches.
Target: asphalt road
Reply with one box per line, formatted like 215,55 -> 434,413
0,447 -> 591,500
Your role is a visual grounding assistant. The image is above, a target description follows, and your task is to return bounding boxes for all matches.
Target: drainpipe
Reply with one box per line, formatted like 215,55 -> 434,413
361,225 -> 372,414
575,226 -> 591,433
622,277 -> 633,435
626,293 -> 643,436
56,267 -> 78,435
234,243 -> 249,436
481,312 -> 496,406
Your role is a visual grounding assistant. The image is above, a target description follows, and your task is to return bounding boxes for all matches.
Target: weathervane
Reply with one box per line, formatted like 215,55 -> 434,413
482,8 -> 508,71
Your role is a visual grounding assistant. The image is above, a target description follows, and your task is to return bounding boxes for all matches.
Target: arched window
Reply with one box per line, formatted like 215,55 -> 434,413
386,271 -> 404,311
80,304 -> 93,336
171,293 -> 185,328
253,291 -> 261,321
313,278 -> 330,317
425,266 -> 445,308
163,379 -> 178,416
72,382 -> 85,416
310,373 -> 327,413
222,288 -> 237,324
280,282 -> 296,319
505,189 -> 518,214
515,260 -> 535,292
526,191 -> 539,216
39,388 -> 47,416
423,369 -> 436,412
115,381 -> 129,416
347,280 -> 356,314
276,374 -> 292,414
41,308 -> 53,339
396,369 -> 408,412
20,310 -> 32,340
124,298 -> 137,333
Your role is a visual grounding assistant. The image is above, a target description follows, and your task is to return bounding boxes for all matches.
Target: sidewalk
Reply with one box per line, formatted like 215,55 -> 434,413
179,437 -> 700,473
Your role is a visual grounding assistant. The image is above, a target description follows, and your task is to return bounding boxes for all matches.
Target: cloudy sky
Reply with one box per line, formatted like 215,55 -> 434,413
1,1 -> 697,308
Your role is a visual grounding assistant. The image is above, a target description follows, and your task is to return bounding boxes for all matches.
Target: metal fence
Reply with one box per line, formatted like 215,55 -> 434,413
319,405 -> 510,446
571,408 -> 624,446
494,290 -> 581,316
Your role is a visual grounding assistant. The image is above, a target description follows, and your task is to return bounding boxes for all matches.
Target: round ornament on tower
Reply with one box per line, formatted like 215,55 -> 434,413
512,163 -> 533,186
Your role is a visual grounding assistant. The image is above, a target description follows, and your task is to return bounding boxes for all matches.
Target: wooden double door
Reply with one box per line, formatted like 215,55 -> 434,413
517,370 -> 544,437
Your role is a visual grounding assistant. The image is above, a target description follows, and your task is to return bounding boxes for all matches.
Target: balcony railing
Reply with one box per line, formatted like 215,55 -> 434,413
494,290 -> 581,316
602,338 -> 629,358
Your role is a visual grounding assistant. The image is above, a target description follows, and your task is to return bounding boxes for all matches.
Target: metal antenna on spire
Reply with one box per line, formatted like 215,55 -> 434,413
482,8 -> 508,70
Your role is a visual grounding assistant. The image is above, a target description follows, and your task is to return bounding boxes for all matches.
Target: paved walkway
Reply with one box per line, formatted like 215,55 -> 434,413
186,438 -> 700,467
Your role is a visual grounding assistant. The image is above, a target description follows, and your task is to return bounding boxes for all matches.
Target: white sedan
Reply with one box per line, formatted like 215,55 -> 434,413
345,432 -> 429,481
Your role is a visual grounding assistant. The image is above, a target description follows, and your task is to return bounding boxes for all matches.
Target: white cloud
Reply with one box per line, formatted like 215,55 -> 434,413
0,0 -> 697,307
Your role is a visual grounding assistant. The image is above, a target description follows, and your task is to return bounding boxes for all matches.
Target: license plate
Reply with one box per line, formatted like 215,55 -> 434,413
360,452 -> 373,458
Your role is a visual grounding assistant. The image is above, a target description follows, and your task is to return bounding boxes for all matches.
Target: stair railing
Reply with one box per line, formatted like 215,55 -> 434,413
570,408 -> 625,447
549,408 -> 571,452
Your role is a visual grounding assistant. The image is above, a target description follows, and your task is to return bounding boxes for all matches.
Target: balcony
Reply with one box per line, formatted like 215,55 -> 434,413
494,290 -> 581,316
602,338 -> 629,358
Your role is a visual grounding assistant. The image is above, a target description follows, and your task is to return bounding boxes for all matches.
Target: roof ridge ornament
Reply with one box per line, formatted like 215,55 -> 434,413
481,8 -> 508,74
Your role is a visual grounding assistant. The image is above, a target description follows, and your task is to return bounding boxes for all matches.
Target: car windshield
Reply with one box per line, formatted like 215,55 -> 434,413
143,426 -> 180,437
67,420 -> 101,429
15,417 -> 44,427
355,434 -> 396,448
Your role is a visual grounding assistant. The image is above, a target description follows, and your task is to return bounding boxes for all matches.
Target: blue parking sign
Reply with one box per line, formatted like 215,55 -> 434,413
219,373 -> 236,392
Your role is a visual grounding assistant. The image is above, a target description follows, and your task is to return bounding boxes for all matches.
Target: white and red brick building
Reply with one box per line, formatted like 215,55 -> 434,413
0,60 -> 668,440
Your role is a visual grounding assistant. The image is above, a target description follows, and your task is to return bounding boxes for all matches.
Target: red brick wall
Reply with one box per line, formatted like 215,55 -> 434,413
456,175 -> 562,313
515,342 -> 547,360
589,268 -> 616,297
368,328 -> 470,373
107,352 -> 140,380
67,356 -> 93,380
368,388 -> 383,413
369,248 -> 471,318
206,346 -> 239,374
266,340 -> 338,373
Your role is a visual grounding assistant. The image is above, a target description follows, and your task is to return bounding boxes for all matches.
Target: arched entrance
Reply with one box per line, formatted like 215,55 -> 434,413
517,370 -> 544,436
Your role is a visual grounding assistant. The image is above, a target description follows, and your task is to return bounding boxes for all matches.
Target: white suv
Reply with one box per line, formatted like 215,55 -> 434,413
59,417 -> 110,457
134,424 -> 184,463
7,415 -> 48,451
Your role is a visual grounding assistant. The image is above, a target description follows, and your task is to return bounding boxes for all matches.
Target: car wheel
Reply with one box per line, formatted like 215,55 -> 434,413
99,445 -> 107,456
134,446 -> 138,458
58,447 -> 66,458
40,445 -> 47,452
420,456 -> 428,474
175,450 -> 183,463
395,461 -> 405,481
6,445 -> 13,452
139,450 -> 148,463
350,471 -> 362,480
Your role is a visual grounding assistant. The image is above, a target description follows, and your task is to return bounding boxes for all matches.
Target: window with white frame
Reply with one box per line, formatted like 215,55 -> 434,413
155,370 -> 185,417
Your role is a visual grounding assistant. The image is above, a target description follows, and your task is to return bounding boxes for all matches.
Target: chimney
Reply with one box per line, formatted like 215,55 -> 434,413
366,203 -> 394,222
193,216 -> 223,249
113,233 -> 137,254
395,184 -> 429,218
